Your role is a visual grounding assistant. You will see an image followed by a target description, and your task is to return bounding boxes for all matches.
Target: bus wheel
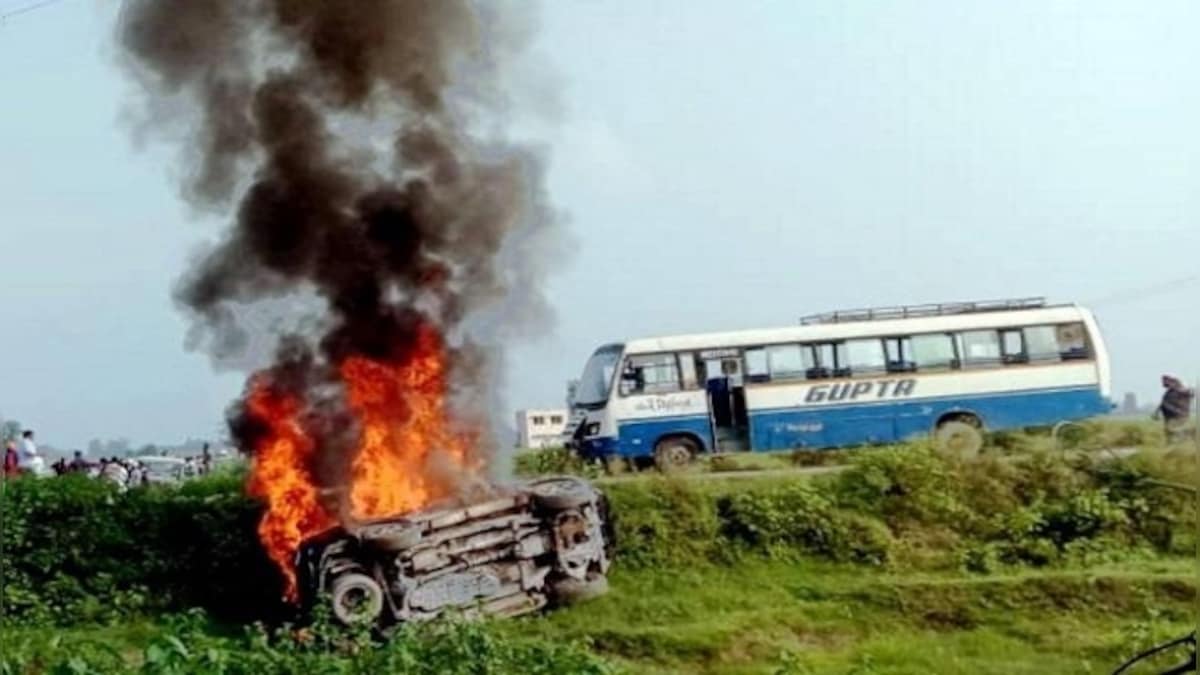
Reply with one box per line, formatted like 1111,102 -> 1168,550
935,420 -> 983,459
654,436 -> 697,472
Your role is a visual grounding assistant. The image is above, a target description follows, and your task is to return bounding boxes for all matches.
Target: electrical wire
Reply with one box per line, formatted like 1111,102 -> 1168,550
1085,275 -> 1200,308
0,0 -> 67,24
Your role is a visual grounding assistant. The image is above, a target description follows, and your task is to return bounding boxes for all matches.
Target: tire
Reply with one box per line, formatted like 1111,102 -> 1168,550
935,420 -> 984,459
358,521 -> 423,551
654,436 -> 697,472
329,572 -> 385,626
529,476 -> 596,510
551,573 -> 609,605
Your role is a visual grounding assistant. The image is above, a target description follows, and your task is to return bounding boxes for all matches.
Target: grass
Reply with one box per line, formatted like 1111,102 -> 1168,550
9,556 -> 1190,674
510,557 -> 1196,674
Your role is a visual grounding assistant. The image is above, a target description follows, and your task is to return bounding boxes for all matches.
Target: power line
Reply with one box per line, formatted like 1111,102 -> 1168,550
0,0 -> 67,24
1085,275 -> 1200,307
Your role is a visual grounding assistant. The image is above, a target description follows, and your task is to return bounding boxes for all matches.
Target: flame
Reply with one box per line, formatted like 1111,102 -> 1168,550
244,324 -> 476,600
243,380 -> 335,599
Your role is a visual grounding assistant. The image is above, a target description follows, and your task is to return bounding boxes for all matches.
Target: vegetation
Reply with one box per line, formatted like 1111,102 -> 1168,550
2,424 -> 1196,673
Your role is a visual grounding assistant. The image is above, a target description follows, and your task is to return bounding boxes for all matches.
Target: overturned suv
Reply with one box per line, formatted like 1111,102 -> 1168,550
296,476 -> 614,627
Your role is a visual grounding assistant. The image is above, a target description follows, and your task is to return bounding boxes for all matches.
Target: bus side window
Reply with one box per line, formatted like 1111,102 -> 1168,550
744,348 -> 769,383
621,354 -> 681,395
805,343 -> 834,379
839,339 -> 887,377
677,351 -> 700,389
1000,329 -> 1028,364
959,330 -> 1002,368
1057,323 -> 1089,360
911,333 -> 958,370
1024,325 -> 1061,362
884,337 -> 916,373
767,344 -> 806,381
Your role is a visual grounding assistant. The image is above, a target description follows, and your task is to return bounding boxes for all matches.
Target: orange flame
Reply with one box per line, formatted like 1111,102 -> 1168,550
244,324 -> 476,600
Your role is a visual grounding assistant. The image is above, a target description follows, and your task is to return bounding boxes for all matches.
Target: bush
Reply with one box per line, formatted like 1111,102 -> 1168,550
512,447 -> 599,478
721,483 -> 891,564
833,444 -> 967,529
0,475 -> 282,625
603,479 -> 724,567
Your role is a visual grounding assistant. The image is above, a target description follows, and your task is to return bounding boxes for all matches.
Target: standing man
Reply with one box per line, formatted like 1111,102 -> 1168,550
69,450 -> 90,473
18,430 -> 45,476
1154,376 -> 1195,443
3,440 -> 18,477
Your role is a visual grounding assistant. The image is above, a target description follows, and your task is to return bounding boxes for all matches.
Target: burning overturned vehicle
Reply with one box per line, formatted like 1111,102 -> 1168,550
295,476 -> 614,627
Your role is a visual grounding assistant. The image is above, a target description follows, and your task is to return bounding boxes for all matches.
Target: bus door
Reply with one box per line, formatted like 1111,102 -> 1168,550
700,350 -> 750,452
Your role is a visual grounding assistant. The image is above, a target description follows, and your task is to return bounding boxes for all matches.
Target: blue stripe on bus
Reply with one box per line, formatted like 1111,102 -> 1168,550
749,384 -> 1098,415
748,386 -> 1110,450
615,414 -> 714,457
594,386 -> 1111,457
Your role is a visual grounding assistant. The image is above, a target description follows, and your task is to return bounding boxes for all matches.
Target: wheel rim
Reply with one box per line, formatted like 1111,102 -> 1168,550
941,426 -> 980,457
339,587 -> 370,617
663,444 -> 690,466
947,432 -> 969,453
333,577 -> 382,624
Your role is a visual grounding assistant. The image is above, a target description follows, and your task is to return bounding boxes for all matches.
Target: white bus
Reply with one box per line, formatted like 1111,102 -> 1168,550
566,298 -> 1113,468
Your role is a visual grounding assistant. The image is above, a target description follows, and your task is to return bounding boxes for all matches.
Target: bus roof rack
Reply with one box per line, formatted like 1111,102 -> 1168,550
800,297 -> 1050,326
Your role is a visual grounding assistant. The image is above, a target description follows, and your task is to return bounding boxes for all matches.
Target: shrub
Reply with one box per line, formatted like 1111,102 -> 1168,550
512,447 -> 599,478
721,483 -> 891,564
0,475 -> 282,625
603,479 -> 723,567
833,444 -> 967,529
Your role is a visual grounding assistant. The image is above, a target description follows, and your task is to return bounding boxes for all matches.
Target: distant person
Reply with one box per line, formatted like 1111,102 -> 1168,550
201,443 -> 213,475
51,457 -> 68,476
101,457 -> 128,490
1153,375 -> 1195,443
3,440 -> 19,478
18,430 -> 45,476
69,450 -> 89,473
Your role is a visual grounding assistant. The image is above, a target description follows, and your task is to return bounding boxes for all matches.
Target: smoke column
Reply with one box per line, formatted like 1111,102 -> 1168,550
117,1 -> 558,506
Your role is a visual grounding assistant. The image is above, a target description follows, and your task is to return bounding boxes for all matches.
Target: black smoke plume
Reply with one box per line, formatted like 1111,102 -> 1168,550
117,1 -> 558,494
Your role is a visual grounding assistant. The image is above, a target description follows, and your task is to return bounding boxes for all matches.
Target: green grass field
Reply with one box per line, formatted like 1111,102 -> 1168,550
516,557 -> 1196,674
4,556 -> 1194,674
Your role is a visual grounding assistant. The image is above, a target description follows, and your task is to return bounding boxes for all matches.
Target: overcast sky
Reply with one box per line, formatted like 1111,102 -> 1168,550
1,1 -> 1196,449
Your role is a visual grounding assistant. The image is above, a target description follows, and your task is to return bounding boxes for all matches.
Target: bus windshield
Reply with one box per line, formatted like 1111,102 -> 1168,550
575,345 -> 623,407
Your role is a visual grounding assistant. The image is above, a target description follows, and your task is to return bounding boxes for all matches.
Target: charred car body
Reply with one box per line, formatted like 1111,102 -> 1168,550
296,476 -> 614,627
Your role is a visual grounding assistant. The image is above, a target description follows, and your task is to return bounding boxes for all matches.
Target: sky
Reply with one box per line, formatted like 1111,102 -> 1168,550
0,0 -> 1197,449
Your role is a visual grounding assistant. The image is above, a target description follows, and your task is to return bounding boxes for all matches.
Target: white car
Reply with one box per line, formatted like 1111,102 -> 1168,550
137,456 -> 188,485
296,476 -> 614,628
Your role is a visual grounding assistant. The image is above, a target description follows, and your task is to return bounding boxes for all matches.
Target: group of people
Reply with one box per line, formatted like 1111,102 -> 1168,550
2,429 -> 42,477
3,432 -> 217,489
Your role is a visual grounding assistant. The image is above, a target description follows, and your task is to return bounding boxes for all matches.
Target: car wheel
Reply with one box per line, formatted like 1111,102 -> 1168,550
654,436 -> 697,472
935,420 -> 983,459
529,476 -> 596,510
358,522 -> 423,551
329,572 -> 385,626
